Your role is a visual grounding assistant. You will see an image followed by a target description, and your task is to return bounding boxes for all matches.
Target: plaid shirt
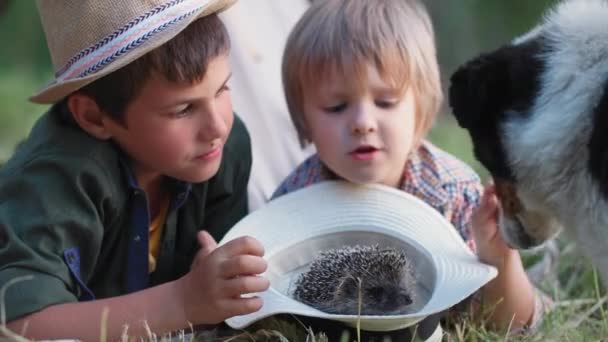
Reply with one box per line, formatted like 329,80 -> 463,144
273,140 -> 482,250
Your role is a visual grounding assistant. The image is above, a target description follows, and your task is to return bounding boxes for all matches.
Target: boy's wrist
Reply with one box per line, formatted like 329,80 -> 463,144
169,276 -> 193,327
476,243 -> 520,270
135,280 -> 194,334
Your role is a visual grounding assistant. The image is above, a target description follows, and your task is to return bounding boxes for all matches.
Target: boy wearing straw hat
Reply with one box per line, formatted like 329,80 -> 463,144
0,0 -> 269,340
275,0 -> 551,336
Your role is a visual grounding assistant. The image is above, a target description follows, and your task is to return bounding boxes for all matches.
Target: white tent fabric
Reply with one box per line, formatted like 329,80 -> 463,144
221,1 -> 315,212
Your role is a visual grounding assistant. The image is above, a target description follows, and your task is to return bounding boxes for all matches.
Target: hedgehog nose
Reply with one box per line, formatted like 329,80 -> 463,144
398,290 -> 412,305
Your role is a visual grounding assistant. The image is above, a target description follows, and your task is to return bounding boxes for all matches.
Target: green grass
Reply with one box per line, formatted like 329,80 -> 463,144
4,240 -> 601,341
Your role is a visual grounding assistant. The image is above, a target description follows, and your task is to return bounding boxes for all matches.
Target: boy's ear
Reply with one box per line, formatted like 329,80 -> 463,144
448,51 -> 510,130
66,93 -> 113,140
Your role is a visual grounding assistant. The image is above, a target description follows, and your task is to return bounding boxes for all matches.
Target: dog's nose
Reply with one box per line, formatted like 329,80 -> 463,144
511,230 -> 537,250
502,215 -> 542,250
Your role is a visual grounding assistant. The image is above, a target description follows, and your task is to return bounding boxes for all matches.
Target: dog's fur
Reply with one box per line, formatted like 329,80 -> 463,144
449,0 -> 608,282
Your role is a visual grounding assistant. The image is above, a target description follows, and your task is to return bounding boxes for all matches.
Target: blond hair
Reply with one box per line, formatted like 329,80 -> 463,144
282,0 -> 442,147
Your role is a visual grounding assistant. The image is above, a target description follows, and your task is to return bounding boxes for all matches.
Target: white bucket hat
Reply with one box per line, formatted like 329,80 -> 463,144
31,0 -> 237,104
219,181 -> 498,332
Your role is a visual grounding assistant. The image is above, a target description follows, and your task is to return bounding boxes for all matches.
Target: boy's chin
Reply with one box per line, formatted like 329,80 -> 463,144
342,174 -> 386,186
172,164 -> 222,184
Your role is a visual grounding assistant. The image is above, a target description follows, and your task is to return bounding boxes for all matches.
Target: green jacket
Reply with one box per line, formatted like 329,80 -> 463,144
0,105 -> 251,321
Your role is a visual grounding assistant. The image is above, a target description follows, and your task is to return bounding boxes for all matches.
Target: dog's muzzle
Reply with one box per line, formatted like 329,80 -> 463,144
494,179 -> 562,250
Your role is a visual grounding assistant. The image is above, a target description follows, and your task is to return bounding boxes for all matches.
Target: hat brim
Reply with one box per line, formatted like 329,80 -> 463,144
219,181 -> 497,332
30,0 -> 237,104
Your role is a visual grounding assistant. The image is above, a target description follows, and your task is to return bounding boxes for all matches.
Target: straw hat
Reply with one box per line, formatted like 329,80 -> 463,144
219,181 -> 497,332
31,0 -> 237,104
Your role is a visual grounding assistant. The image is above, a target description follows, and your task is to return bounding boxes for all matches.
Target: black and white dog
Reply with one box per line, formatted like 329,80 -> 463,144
449,0 -> 608,281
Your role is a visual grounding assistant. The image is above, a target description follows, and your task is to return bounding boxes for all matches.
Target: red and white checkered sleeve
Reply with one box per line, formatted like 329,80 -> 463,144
446,180 -> 483,252
271,154 -> 327,200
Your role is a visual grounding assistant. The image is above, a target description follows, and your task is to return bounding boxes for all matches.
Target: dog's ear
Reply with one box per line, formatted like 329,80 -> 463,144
448,51 -> 511,130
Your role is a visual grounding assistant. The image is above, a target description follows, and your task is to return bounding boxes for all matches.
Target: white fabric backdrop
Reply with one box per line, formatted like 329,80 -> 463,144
221,0 -> 315,212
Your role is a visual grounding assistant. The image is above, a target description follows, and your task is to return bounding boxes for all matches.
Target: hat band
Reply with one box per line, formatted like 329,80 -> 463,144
55,0 -> 207,83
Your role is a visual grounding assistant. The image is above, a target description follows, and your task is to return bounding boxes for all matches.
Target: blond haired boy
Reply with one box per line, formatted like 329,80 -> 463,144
276,0 -> 549,338
0,0 -> 269,340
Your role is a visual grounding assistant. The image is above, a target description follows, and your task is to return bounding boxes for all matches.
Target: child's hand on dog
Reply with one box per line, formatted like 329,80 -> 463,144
176,231 -> 270,325
470,183 -> 537,329
471,183 -> 519,268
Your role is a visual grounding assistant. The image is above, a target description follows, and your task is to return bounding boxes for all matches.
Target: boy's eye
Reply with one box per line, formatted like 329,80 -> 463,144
375,99 -> 398,109
170,104 -> 194,118
323,103 -> 347,113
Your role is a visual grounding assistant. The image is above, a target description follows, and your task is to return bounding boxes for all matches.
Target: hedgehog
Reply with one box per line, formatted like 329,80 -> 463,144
292,244 -> 416,315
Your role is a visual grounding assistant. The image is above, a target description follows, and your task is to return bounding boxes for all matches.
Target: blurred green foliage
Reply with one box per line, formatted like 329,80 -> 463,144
429,0 -> 556,76
0,1 -> 50,70
0,1 -> 51,161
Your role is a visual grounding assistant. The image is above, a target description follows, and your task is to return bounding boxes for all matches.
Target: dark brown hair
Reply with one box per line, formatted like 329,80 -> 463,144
74,13 -> 230,123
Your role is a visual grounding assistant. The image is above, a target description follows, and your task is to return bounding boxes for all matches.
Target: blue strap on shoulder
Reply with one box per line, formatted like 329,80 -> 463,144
127,188 -> 150,292
63,247 -> 96,301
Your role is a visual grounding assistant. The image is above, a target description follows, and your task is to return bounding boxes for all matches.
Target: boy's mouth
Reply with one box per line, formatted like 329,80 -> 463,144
196,146 -> 222,161
349,145 -> 380,161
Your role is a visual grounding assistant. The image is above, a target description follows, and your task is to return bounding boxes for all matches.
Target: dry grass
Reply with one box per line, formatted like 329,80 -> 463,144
2,239 -> 608,341
0,275 -> 33,342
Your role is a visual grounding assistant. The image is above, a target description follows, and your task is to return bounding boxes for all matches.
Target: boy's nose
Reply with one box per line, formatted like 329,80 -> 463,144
351,109 -> 377,135
353,124 -> 376,135
198,107 -> 229,141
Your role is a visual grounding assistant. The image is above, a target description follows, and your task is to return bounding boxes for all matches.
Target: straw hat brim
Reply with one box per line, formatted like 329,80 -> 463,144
219,181 -> 497,332
30,0 -> 236,104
